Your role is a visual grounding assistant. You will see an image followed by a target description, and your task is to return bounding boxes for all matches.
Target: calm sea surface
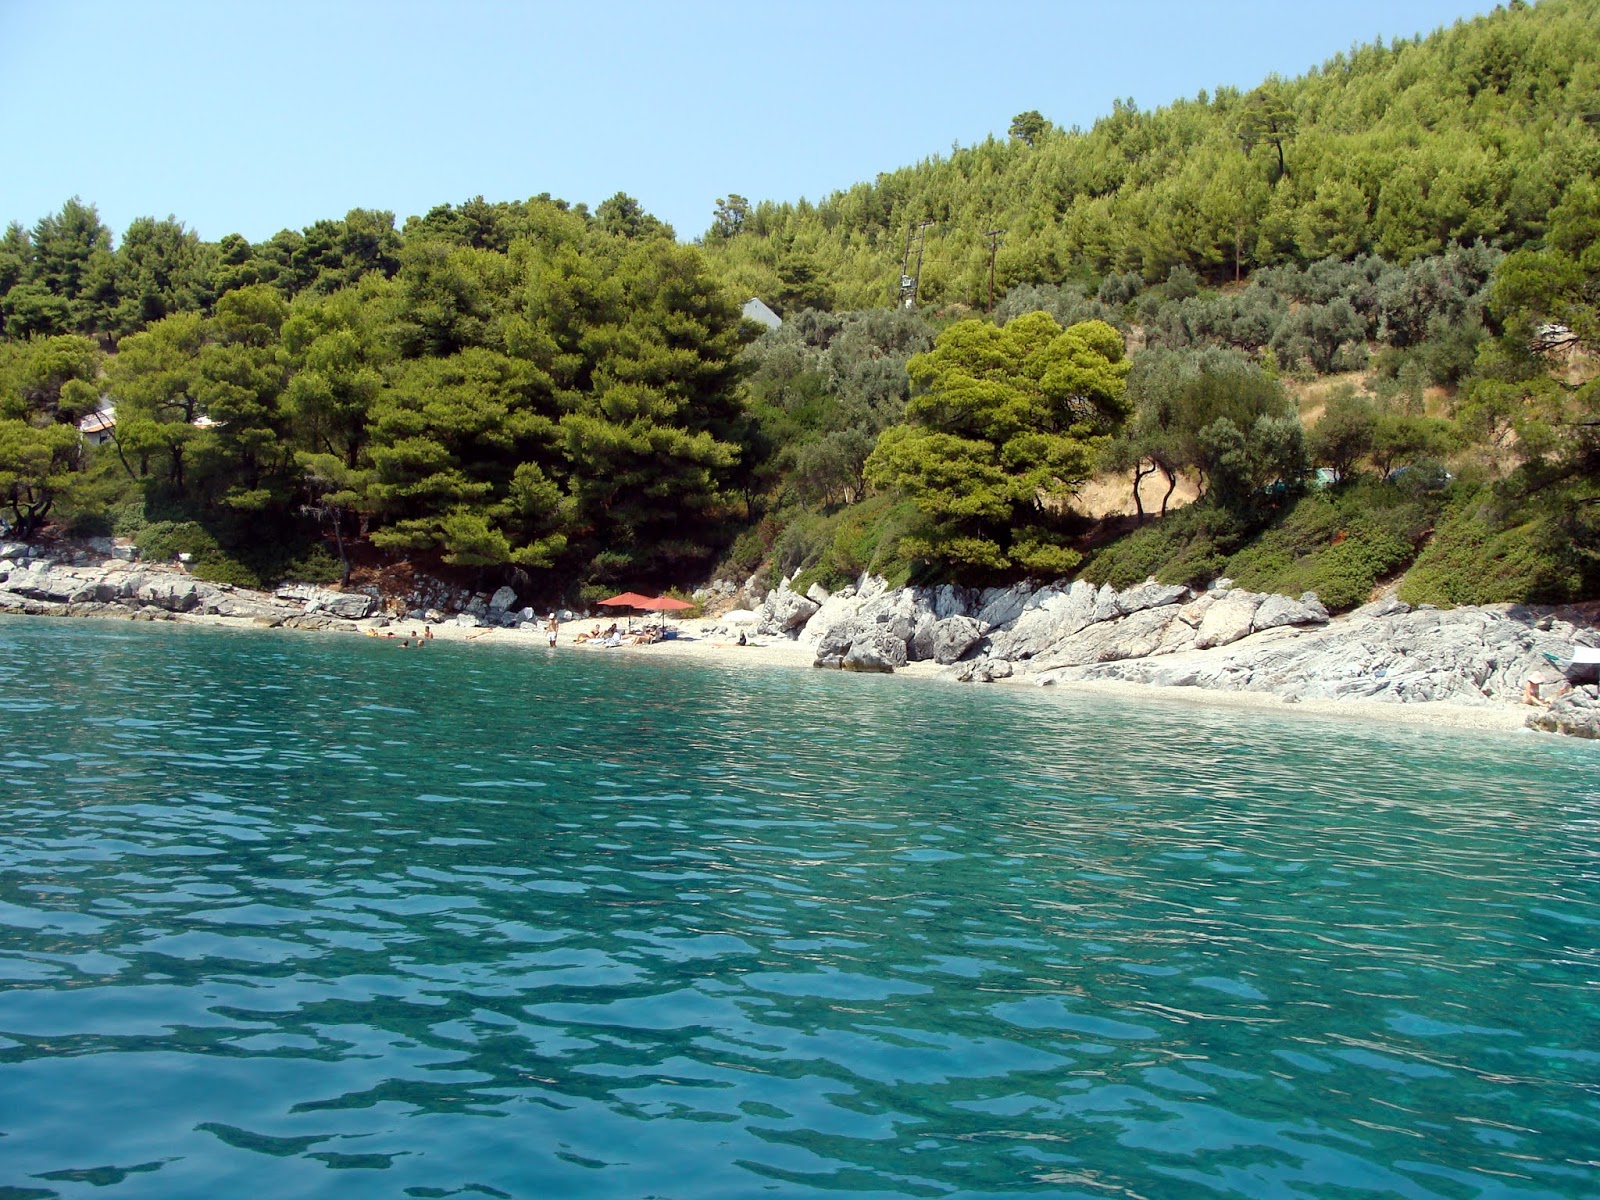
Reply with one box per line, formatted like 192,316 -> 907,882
0,615 -> 1596,1199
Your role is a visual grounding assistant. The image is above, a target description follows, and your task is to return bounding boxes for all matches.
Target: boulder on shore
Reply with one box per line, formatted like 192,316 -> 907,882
1526,688 -> 1600,739
766,571 -> 1596,737
758,581 -> 820,635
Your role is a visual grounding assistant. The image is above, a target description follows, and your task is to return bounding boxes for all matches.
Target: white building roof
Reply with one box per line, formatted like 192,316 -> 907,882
77,407 -> 116,435
742,297 -> 782,329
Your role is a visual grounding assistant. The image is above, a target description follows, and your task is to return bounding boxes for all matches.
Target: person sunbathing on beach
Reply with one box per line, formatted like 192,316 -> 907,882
1525,676 -> 1572,706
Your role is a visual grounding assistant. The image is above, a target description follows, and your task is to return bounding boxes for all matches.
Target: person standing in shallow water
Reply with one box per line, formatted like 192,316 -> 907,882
546,612 -> 559,647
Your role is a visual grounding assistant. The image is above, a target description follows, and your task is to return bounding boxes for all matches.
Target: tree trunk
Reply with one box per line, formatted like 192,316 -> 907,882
1131,460 -> 1153,520
106,429 -> 138,482
11,491 -> 52,541
1160,467 -> 1179,517
333,511 -> 351,587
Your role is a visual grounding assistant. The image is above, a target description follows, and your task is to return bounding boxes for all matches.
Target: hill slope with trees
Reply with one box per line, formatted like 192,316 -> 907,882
701,0 -> 1599,311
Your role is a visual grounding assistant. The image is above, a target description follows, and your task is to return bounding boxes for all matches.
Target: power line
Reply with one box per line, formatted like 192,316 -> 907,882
983,228 -> 1004,312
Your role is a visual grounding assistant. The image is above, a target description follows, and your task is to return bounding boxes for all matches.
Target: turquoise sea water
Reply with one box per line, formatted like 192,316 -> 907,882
0,616 -> 1597,1200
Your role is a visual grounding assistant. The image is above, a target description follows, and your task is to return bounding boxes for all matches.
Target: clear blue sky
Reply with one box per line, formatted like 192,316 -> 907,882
3,0 -> 1493,246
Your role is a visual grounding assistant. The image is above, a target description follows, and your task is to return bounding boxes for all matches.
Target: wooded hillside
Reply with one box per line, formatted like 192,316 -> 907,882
702,0 -> 1600,310
1,0 -> 1596,611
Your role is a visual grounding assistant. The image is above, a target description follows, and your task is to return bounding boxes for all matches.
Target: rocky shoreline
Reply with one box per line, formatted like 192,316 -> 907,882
4,538 -> 1599,740
742,573 -> 1600,739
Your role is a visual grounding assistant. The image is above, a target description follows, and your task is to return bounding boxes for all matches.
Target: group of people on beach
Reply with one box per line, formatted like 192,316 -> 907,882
376,627 -> 434,649
572,620 -> 666,648
364,613 -> 670,651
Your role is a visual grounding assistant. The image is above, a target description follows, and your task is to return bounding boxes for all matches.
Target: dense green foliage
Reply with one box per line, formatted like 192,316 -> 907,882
4,196 -> 753,595
3,0 -> 1598,611
865,314 -> 1129,577
737,306 -> 935,510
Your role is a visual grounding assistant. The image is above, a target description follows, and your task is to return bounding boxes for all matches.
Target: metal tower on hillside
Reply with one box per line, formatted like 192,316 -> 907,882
897,221 -> 935,309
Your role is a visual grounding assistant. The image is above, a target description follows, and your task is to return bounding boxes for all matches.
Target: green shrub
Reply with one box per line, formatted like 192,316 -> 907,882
133,519 -> 338,591
576,582 -> 616,608
1223,488 -> 1427,610
587,550 -> 635,583
283,544 -> 343,586
658,587 -> 702,618
52,452 -> 147,540
189,556 -> 270,589
720,527 -> 767,579
1399,494 -> 1581,606
789,496 -> 920,592
135,521 -> 223,563
1081,505 -> 1243,590
63,510 -> 114,539
106,496 -> 151,538
1298,523 -> 1414,609
769,508 -> 837,586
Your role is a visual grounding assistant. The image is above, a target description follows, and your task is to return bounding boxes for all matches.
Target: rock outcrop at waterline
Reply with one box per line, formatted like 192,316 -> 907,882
0,541 -> 552,631
0,553 -> 371,627
755,574 -> 1600,735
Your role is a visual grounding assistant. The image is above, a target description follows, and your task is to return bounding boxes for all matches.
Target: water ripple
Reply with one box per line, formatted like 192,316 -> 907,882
0,616 -> 1596,1197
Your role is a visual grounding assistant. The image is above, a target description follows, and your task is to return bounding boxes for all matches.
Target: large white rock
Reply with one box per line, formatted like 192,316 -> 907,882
133,575 -> 200,612
974,582 -> 1035,631
916,583 -> 978,620
3,562 -> 96,603
1118,579 -> 1192,615
985,580 -> 1099,661
956,658 -> 1013,683
1195,590 -> 1263,649
912,614 -> 985,664
1253,592 -> 1329,632
1031,605 -> 1183,671
760,581 -> 821,636
302,588 -> 375,620
843,625 -> 906,672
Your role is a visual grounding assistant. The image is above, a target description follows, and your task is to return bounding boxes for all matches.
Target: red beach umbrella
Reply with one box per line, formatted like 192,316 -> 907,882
638,595 -> 694,612
596,592 -> 654,609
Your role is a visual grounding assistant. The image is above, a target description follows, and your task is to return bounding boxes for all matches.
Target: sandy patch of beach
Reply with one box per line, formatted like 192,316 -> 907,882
1013,675 -> 1534,735
366,614 -> 1537,737
351,614 -> 818,672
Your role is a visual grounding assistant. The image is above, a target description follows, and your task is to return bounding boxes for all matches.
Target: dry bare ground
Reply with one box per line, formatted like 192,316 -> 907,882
1072,472 -> 1200,520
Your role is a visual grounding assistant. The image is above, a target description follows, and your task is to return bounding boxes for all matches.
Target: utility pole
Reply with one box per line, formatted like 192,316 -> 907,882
898,220 -> 935,309
983,229 -> 1004,312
